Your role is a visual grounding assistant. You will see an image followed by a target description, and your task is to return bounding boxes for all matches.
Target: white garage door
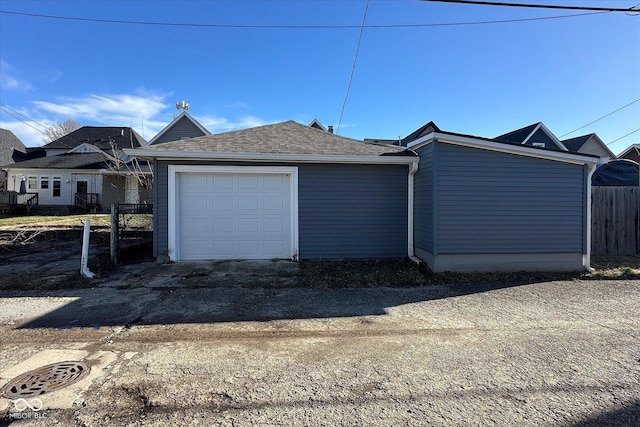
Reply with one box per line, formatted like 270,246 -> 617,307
177,172 -> 292,260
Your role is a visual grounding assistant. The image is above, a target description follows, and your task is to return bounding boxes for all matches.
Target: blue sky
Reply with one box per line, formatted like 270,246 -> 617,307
0,0 -> 638,155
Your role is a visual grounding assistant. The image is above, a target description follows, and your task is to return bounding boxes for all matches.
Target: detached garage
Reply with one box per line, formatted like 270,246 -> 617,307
127,119 -> 599,272
127,121 -> 417,262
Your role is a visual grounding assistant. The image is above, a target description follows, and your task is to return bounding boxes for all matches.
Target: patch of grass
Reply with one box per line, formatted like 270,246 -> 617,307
299,259 -> 583,288
299,257 -> 640,288
300,259 -> 429,288
0,214 -> 111,228
588,256 -> 640,279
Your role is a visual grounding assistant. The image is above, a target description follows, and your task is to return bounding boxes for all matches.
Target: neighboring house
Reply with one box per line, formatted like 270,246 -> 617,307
307,119 -> 335,134
494,122 -> 568,150
618,144 -> 640,163
3,127 -> 149,211
147,111 -> 211,145
561,134 -> 615,160
126,119 -> 599,273
0,129 -> 27,190
493,123 -> 613,161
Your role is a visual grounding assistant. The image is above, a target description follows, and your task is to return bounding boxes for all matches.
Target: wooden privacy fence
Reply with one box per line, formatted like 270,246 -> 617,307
591,186 -> 640,256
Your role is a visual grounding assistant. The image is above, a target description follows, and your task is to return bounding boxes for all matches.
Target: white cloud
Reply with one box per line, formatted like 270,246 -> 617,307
197,115 -> 272,133
1,91 -> 273,145
33,93 -> 167,124
0,60 -> 34,92
0,119 -> 53,147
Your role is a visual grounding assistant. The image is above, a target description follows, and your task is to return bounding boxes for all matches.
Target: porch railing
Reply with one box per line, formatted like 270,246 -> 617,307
75,193 -> 99,210
0,191 -> 39,213
0,191 -> 17,206
18,192 -> 39,206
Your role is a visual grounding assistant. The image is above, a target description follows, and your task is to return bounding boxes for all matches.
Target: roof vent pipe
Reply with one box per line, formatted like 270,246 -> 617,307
328,126 -> 334,134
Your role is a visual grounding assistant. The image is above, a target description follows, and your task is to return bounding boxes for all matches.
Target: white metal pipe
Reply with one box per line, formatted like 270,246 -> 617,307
407,161 -> 421,265
81,220 -> 95,279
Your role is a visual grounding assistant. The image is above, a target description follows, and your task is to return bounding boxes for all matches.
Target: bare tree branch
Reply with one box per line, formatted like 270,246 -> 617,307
43,119 -> 81,143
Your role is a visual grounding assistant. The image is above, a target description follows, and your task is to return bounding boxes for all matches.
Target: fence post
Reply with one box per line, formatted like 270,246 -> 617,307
110,203 -> 119,265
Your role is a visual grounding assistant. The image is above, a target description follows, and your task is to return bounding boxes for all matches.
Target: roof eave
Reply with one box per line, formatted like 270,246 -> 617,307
123,149 -> 417,164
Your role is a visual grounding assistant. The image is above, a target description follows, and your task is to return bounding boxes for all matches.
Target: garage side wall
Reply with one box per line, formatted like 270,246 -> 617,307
154,161 -> 409,261
415,141 -> 587,272
298,163 -> 408,259
413,143 -> 434,254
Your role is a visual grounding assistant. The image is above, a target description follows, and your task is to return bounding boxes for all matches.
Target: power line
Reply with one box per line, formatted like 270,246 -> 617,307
607,127 -> 640,145
421,0 -> 640,13
0,105 -> 48,136
0,103 -> 49,131
337,0 -> 370,134
560,98 -> 640,138
0,9 -> 611,29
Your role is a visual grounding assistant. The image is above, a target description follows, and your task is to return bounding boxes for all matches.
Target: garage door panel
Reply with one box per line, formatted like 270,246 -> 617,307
238,218 -> 259,233
239,196 -> 259,211
264,196 -> 285,211
213,175 -> 233,189
214,196 -> 233,210
264,218 -> 284,233
186,196 -> 208,211
183,239 -> 211,258
264,175 -> 285,189
183,217 -> 209,235
238,240 -> 259,256
213,218 -> 234,233
213,241 -> 234,256
239,175 -> 259,188
181,174 -> 208,191
178,171 -> 292,260
264,241 -> 284,255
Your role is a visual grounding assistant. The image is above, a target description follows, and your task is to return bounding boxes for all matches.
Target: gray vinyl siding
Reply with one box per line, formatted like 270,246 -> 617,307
413,143 -> 433,253
154,161 -> 408,260
151,116 -> 207,145
155,160 -> 168,258
436,142 -> 585,254
298,164 -> 408,259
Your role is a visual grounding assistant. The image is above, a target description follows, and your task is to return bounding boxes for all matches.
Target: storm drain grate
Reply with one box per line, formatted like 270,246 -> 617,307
1,361 -> 91,399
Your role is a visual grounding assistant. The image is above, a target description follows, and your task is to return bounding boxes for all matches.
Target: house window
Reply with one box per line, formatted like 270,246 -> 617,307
40,176 -> 50,190
28,176 -> 37,190
53,177 -> 61,197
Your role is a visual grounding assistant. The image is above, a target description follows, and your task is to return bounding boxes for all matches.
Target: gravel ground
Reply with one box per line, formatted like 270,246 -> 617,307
0,274 -> 639,426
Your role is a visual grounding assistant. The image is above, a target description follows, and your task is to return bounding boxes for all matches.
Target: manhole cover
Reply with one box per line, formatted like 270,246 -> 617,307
1,361 -> 91,398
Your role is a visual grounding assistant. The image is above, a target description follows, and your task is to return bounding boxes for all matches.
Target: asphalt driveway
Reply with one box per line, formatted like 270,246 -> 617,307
0,264 -> 638,426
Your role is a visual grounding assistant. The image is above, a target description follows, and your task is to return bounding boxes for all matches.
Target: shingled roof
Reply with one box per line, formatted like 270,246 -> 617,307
43,126 -> 147,151
0,128 -> 26,167
2,152 -> 111,169
494,123 -> 540,144
143,121 -> 413,157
